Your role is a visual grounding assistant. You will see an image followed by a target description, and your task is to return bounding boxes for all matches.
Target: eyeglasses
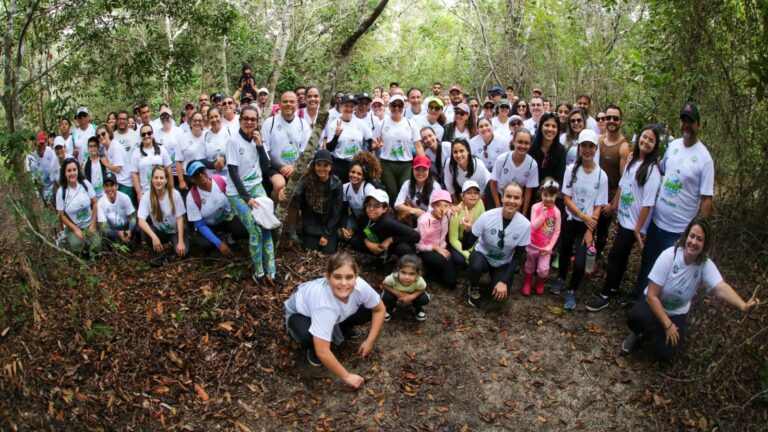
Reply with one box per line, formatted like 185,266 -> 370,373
517,105 -> 527,109
469,104 -> 479,109
241,116 -> 258,123
222,101 -> 234,106
366,203 -> 385,209
596,117 -> 606,122
97,132 -> 108,138
140,131 -> 153,137
605,115 -> 620,121
497,229 -> 505,249
570,118 -> 584,124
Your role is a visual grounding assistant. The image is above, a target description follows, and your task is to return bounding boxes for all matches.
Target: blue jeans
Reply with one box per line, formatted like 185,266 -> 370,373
632,222 -> 681,297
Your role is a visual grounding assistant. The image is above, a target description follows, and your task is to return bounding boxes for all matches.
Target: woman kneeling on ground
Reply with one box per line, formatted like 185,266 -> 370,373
621,218 -> 759,361
284,252 -> 385,388
137,165 -> 188,266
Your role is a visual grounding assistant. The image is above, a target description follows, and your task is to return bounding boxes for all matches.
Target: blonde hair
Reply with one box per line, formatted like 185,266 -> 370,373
149,165 -> 175,222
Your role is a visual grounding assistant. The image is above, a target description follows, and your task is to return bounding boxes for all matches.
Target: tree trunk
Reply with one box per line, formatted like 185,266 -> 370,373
222,35 -> 229,93
266,0 -> 294,106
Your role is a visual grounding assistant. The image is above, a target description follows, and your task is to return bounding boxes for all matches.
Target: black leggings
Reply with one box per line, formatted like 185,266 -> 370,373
381,290 -> 430,310
418,250 -> 458,289
594,211 -> 613,257
627,298 -> 688,362
558,219 -> 588,291
600,225 -> 636,297
195,217 -> 249,252
469,251 -> 514,299
349,235 -> 416,257
287,307 -> 373,349
301,232 -> 339,254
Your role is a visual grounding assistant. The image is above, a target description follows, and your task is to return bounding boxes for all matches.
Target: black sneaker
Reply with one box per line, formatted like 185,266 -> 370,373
467,286 -> 481,308
414,307 -> 427,321
620,331 -> 639,356
343,326 -> 363,340
306,348 -> 321,367
384,308 -> 395,322
586,295 -> 610,312
618,293 -> 638,307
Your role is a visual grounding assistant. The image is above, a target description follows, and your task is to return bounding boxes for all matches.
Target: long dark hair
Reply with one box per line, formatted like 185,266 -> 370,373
139,124 -> 161,157
513,99 -> 531,119
531,112 -> 563,156
407,163 -> 436,208
58,158 -> 87,200
627,125 -> 661,187
449,138 -> 474,195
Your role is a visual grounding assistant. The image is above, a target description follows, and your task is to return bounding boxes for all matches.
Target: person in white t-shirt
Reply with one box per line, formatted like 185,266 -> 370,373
55,158 -> 101,253
53,117 -> 76,156
220,96 -> 240,134
411,97 -> 445,141
98,172 -> 137,245
469,119 -> 508,174
491,99 -> 512,140
419,126 -> 451,183
323,94 -> 373,182
113,110 -> 140,156
623,103 -> 715,307
467,182 -> 531,307
137,165 -> 188,266
444,138 -> 490,201
284,253 -> 385,386
621,218 -> 759,361
550,130 -> 609,310
489,128 -> 539,214
130,124 -> 174,202
72,107 -> 97,165
404,88 -> 425,119
95,123 -> 132,201
84,138 -> 106,198
586,125 -> 662,312
199,107 -> 232,180
340,160 -> 377,241
27,132 -> 57,206
575,94 -> 601,135
523,97 -> 544,133
175,111 -> 206,193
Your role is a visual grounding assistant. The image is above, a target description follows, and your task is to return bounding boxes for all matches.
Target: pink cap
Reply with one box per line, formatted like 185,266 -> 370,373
371,97 -> 385,106
412,154 -> 431,169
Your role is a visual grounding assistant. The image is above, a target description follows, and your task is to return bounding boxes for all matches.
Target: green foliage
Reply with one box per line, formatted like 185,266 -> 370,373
84,323 -> 113,343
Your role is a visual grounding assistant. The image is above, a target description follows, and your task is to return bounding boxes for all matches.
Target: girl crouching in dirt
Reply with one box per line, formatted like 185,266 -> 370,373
284,252 -> 386,388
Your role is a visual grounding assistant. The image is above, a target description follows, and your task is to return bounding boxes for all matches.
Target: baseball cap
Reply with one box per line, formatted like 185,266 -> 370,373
497,99 -> 512,108
578,129 -> 599,145
462,180 -> 481,193
371,97 -> 385,106
76,106 -> 89,117
388,95 -> 406,105
365,188 -> 389,204
680,102 -> 700,122
532,87 -> 543,95
36,131 -> 47,144
425,96 -> 444,108
184,101 -> 196,109
159,106 -> 173,117
53,142 -> 65,150
355,92 -> 372,102
488,86 -> 504,96
312,149 -> 333,164
430,189 -> 452,205
455,103 -> 470,114
339,94 -> 358,105
509,115 -> 524,124
412,154 -> 431,169
185,161 -> 206,177
103,172 -> 117,185
258,87 -> 269,95
449,85 -> 463,93
483,100 -> 495,108
211,93 -> 223,102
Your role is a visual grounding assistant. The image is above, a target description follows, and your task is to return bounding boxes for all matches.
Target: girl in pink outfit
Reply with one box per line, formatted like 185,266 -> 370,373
415,189 -> 457,289
523,178 -> 562,296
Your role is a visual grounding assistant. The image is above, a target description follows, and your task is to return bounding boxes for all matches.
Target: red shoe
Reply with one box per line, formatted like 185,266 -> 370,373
535,278 -> 546,295
522,273 -> 533,296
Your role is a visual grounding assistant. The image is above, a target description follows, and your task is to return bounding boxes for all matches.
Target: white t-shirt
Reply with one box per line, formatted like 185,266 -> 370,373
177,131 -> 206,172
49,154 -> 72,187
54,134 -> 75,156
185,179 -> 232,225
354,111 -> 377,134
491,117 -> 512,141
471,208 -> 531,267
72,124 -> 96,165
411,116 -> 445,141
56,180 -> 96,229
262,114 -> 311,166
27,147 -> 57,196
653,139 -> 715,233
87,158 -> 105,197
469,134 -> 509,172
523,118 -> 538,133
221,114 -> 240,135
443,156 -> 490,195
225,132 -> 264,197
645,247 -> 723,316
202,127 -> 232,179
342,181 -> 376,219
323,117 -> 372,160
586,116 -> 601,135
374,117 -> 421,161
404,105 -> 426,119
394,180 -> 442,209
154,127 -> 181,176
97,191 -> 135,229
104,143 -> 131,187
491,152 -> 539,192
284,277 -> 380,343
113,129 -> 141,156
137,189 -> 186,234
425,141 -> 452,173
617,160 -> 661,233
562,164 -> 609,220
129,146 -> 173,193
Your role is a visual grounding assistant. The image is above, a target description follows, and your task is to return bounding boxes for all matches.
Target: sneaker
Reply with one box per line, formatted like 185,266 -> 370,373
618,293 -> 638,307
343,326 -> 363,340
467,286 -> 481,308
384,308 -> 394,322
306,348 -> 322,367
620,331 -> 639,356
252,272 -> 265,285
564,290 -> 577,310
586,294 -> 610,312
549,278 -> 565,295
414,308 -> 427,321
551,254 -> 559,270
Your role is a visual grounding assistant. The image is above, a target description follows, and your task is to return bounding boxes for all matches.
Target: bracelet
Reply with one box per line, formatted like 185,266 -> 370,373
664,322 -> 673,330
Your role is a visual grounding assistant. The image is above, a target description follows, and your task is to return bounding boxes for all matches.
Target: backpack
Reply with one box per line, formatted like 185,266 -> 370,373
190,174 -> 226,210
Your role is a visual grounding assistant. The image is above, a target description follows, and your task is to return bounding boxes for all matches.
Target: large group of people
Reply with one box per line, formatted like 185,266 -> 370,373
26,75 -> 759,388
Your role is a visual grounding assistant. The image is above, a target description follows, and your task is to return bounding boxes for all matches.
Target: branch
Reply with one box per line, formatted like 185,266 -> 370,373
336,0 -> 389,59
18,55 -> 66,94
15,0 -> 43,69
469,0 -> 503,86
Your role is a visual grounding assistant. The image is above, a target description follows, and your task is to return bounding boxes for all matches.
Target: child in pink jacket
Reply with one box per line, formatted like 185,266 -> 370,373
523,178 -> 562,296
415,190 -> 457,289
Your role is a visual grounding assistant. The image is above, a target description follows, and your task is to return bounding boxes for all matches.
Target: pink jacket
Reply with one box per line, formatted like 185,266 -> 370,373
415,211 -> 449,252
530,202 -> 561,251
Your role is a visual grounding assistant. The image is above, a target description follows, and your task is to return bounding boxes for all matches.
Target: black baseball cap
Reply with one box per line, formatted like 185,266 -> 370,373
680,102 -> 700,122
103,172 -> 117,185
355,92 -> 372,102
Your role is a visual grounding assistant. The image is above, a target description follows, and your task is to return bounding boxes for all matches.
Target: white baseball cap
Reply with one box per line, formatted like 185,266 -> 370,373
578,129 -> 599,145
365,188 -> 389,204
388,95 -> 406,105
462,180 -> 481,193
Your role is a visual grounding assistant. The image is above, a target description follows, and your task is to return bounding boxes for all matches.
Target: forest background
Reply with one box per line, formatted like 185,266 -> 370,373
1,0 -> 767,430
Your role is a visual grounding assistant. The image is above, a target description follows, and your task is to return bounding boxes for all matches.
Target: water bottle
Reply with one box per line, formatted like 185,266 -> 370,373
585,245 -> 597,274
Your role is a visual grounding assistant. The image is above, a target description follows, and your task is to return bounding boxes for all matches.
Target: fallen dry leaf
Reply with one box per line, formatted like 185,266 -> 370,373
527,353 -> 542,363
166,350 -> 184,369
652,394 -> 671,408
374,412 -> 384,426
615,356 -> 627,369
194,383 -> 209,401
152,385 -> 170,394
437,406 -> 449,413
498,357 -> 509,367
234,421 -> 252,432
218,321 -> 234,331
586,326 -> 602,334
537,415 -> 548,423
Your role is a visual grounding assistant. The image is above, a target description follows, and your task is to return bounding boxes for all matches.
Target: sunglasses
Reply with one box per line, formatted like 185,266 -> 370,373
510,121 -> 523,126
98,131 -> 109,138
428,105 -> 442,111
455,111 -> 467,116
140,131 -> 153,137
497,229 -> 505,249
222,101 -> 234,106
596,117 -> 606,122
517,105 -> 527,109
390,103 -> 404,109
605,115 -> 620,121
241,116 -> 258,123
570,118 -> 584,124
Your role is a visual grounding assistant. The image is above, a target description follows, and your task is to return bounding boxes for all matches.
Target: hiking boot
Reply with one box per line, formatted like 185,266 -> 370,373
467,286 -> 481,308
620,331 -> 639,356
535,278 -> 546,295
521,273 -> 533,297
306,348 -> 321,367
618,293 -> 638,307
586,294 -> 610,312
414,307 -> 427,321
549,278 -> 565,295
564,290 -> 577,310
